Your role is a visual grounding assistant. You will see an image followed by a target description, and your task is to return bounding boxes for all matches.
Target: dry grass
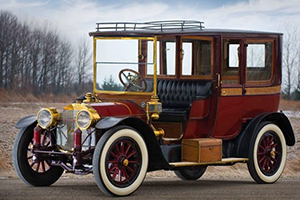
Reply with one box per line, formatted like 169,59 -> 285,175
279,99 -> 300,111
0,89 -> 78,103
0,155 -> 7,171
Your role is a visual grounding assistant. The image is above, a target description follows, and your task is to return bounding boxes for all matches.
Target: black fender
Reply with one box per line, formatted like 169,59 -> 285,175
234,112 -> 295,158
95,117 -> 171,171
15,115 -> 37,129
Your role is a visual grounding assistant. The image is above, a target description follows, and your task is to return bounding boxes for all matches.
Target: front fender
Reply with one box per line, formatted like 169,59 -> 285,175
96,117 -> 171,171
15,115 -> 37,129
234,112 -> 295,157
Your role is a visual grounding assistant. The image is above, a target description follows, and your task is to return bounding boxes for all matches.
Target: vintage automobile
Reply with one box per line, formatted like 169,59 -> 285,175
13,21 -> 295,196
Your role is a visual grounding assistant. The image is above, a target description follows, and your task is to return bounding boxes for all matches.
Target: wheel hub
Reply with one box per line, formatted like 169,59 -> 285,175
122,159 -> 129,167
270,150 -> 275,157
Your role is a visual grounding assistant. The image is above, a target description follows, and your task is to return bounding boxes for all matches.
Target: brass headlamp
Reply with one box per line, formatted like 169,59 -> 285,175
37,108 -> 60,129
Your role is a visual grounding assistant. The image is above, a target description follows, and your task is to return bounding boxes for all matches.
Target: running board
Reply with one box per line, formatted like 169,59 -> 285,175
169,158 -> 249,167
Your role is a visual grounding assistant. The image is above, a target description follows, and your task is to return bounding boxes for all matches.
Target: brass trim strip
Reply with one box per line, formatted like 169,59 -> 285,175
221,88 -> 243,96
246,85 -> 281,95
221,85 -> 281,96
170,158 -> 249,167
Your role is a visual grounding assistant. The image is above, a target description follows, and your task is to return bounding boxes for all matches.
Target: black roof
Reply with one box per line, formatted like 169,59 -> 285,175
89,20 -> 283,37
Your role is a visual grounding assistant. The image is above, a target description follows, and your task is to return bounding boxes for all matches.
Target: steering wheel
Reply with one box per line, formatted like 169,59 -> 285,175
118,69 -> 147,92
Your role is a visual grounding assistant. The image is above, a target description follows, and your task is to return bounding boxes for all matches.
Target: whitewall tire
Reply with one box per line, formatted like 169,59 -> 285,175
93,126 -> 148,196
247,122 -> 287,184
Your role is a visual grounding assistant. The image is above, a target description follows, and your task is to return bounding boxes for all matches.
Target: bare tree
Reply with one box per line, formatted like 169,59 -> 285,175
75,38 -> 92,94
282,24 -> 299,99
0,10 -> 94,98
55,40 -> 73,94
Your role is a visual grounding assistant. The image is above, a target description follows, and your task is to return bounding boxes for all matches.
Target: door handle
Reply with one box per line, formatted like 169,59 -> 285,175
216,73 -> 221,89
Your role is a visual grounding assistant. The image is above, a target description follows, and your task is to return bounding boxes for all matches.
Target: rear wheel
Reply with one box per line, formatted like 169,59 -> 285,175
12,125 -> 63,186
247,122 -> 286,184
174,166 -> 207,180
93,126 -> 148,196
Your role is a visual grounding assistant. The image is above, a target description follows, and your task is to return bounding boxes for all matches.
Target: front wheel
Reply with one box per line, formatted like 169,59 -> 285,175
247,122 -> 287,184
93,126 -> 148,196
12,125 -> 64,186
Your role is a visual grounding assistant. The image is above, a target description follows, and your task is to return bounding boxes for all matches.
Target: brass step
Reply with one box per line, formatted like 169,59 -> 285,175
169,158 -> 249,167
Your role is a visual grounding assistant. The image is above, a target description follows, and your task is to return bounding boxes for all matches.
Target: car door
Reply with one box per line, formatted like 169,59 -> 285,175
210,38 -> 245,139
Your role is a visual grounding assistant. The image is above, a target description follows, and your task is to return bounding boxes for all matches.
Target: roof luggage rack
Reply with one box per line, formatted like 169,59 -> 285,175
95,20 -> 205,32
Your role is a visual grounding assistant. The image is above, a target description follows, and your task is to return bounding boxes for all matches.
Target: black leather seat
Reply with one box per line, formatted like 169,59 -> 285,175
156,79 -> 213,122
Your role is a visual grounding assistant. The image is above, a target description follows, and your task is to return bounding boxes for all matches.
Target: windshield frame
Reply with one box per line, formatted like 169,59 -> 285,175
93,36 -> 158,96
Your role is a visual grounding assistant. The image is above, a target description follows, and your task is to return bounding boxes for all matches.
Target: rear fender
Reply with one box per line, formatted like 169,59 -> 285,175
234,112 -> 295,158
95,117 -> 171,171
15,115 -> 37,129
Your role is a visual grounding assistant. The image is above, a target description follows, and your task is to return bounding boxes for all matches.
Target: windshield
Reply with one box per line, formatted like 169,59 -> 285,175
94,37 -> 156,94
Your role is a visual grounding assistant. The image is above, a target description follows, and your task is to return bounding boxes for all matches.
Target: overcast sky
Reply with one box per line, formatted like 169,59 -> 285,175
1,0 -> 300,43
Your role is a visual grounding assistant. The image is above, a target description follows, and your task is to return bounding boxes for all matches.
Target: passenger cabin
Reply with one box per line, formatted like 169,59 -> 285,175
89,21 -> 282,143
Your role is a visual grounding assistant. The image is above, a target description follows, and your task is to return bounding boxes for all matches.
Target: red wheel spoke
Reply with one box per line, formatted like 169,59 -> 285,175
114,144 -> 120,156
126,166 -> 134,173
41,135 -> 46,146
259,144 -> 265,151
109,164 -> 118,173
125,144 -> 132,156
128,160 -> 138,164
121,168 -> 129,181
259,156 -> 265,164
44,141 -> 50,147
30,162 -> 35,168
266,158 -> 270,171
268,136 -> 273,147
27,155 -> 33,160
110,151 -> 118,159
258,144 -> 265,151
271,156 -> 277,163
271,143 -> 278,149
269,160 -> 274,169
127,150 -> 137,159
45,160 -> 51,166
120,142 -> 125,155
108,159 -> 118,164
262,158 -> 267,170
41,161 -> 46,172
112,167 -> 119,180
35,162 -> 40,172
262,138 -> 267,148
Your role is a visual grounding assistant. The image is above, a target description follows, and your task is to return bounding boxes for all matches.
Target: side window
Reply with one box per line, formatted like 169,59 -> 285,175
246,41 -> 273,82
165,42 -> 176,75
146,40 -> 160,75
181,38 -> 212,76
222,39 -> 241,84
156,40 -> 176,76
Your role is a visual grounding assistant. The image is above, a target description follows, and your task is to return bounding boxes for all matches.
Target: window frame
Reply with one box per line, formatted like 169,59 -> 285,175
245,39 -> 275,86
180,36 -> 214,80
93,36 -> 157,96
221,38 -> 243,86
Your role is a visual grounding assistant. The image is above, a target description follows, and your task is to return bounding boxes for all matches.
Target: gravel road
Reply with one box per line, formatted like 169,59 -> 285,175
1,177 -> 300,200
0,101 -> 300,199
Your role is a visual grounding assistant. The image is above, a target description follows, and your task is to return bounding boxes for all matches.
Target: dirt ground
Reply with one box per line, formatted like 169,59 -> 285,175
0,100 -> 299,180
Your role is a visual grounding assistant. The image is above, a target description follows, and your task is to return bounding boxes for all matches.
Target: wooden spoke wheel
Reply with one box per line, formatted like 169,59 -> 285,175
247,122 -> 286,184
93,126 -> 148,196
12,125 -> 63,186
